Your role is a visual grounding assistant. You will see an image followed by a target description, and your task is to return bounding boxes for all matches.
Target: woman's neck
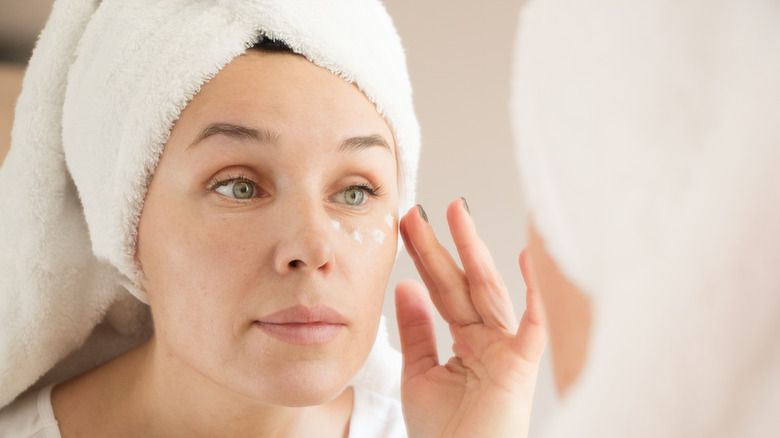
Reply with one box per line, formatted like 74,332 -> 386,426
52,338 -> 353,438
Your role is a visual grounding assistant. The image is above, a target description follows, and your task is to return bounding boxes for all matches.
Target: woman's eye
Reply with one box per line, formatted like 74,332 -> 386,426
335,186 -> 368,206
215,179 -> 256,199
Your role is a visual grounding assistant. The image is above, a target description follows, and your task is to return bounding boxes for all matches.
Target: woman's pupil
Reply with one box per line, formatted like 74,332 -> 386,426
347,189 -> 363,205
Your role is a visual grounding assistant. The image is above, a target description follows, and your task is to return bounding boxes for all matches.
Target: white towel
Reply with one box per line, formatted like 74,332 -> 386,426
0,0 -> 419,409
511,0 -> 780,436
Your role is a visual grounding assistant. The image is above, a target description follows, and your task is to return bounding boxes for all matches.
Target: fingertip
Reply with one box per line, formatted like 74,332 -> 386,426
395,278 -> 422,297
417,204 -> 429,224
445,197 -> 470,224
399,209 -> 424,257
519,247 -> 531,267
518,248 -> 536,288
446,199 -> 479,247
518,250 -> 528,276
395,279 -> 432,315
399,218 -> 412,248
401,204 -> 434,244
398,206 -> 413,230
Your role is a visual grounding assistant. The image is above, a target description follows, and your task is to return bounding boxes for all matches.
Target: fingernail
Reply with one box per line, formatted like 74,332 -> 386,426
461,197 -> 470,215
417,204 -> 429,223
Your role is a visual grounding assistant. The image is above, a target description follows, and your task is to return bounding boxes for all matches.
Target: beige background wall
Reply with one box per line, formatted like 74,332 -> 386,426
0,0 -> 554,432
0,65 -> 23,166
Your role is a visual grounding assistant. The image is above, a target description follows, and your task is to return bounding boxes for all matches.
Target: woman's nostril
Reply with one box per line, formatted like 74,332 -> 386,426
289,260 -> 300,268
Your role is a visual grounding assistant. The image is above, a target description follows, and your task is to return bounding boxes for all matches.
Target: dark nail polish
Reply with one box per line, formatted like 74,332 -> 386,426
417,204 -> 429,223
461,197 -> 470,215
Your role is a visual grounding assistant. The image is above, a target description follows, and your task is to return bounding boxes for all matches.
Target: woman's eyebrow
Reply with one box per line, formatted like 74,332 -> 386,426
187,122 -> 278,150
187,123 -> 391,153
339,134 -> 392,154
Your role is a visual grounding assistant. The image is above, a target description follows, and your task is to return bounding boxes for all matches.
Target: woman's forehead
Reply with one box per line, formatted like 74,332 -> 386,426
173,51 -> 396,155
184,121 -> 395,160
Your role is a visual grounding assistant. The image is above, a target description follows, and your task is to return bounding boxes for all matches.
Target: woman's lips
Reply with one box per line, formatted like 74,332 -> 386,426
254,305 -> 346,345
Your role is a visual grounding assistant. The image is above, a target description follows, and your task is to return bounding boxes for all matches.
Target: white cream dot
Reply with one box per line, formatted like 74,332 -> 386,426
349,229 -> 363,244
371,229 -> 386,244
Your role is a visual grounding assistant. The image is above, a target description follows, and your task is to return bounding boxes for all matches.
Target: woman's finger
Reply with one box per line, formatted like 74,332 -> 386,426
514,250 -> 548,362
399,211 -> 454,324
395,279 -> 439,384
400,205 -> 481,325
446,198 -> 517,331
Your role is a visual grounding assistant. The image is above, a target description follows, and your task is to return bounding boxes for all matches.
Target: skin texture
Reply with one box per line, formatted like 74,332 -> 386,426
396,200 -> 548,437
525,224 -> 592,396
53,51 -> 398,438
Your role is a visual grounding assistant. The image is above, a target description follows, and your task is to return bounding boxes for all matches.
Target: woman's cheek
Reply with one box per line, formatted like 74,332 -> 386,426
331,211 -> 398,309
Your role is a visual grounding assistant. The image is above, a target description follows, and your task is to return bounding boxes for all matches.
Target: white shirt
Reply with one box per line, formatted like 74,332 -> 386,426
0,385 -> 406,438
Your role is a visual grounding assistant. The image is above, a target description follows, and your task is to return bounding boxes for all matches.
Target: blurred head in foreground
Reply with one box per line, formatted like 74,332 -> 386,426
511,1 -> 780,436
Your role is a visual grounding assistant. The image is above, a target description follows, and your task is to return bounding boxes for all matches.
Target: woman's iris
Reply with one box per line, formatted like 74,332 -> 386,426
343,187 -> 365,206
232,181 -> 254,199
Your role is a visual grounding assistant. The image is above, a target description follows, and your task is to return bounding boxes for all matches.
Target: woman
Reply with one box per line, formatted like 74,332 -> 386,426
0,1 -> 546,437
512,0 -> 780,436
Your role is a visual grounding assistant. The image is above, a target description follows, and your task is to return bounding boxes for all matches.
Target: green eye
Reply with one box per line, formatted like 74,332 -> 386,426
232,181 -> 254,199
343,187 -> 365,206
215,180 -> 255,199
333,184 -> 378,207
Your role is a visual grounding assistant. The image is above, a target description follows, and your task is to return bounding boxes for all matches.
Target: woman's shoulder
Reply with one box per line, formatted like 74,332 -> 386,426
0,385 -> 61,438
349,386 -> 406,438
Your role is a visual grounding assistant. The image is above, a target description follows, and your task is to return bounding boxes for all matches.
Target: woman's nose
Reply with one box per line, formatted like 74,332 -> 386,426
272,200 -> 335,275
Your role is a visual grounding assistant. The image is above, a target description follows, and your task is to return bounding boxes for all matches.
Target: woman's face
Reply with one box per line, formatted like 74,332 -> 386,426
136,51 -> 399,407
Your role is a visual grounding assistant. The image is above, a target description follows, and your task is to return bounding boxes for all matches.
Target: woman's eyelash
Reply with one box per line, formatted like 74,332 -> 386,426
353,183 -> 385,198
206,173 -> 257,191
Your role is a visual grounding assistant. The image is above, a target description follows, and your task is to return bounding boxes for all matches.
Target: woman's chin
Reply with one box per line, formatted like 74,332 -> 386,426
275,387 -> 349,408
259,378 -> 351,408
227,362 -> 358,407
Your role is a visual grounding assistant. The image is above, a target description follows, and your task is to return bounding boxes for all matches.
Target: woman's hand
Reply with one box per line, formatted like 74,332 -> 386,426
396,198 -> 548,438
